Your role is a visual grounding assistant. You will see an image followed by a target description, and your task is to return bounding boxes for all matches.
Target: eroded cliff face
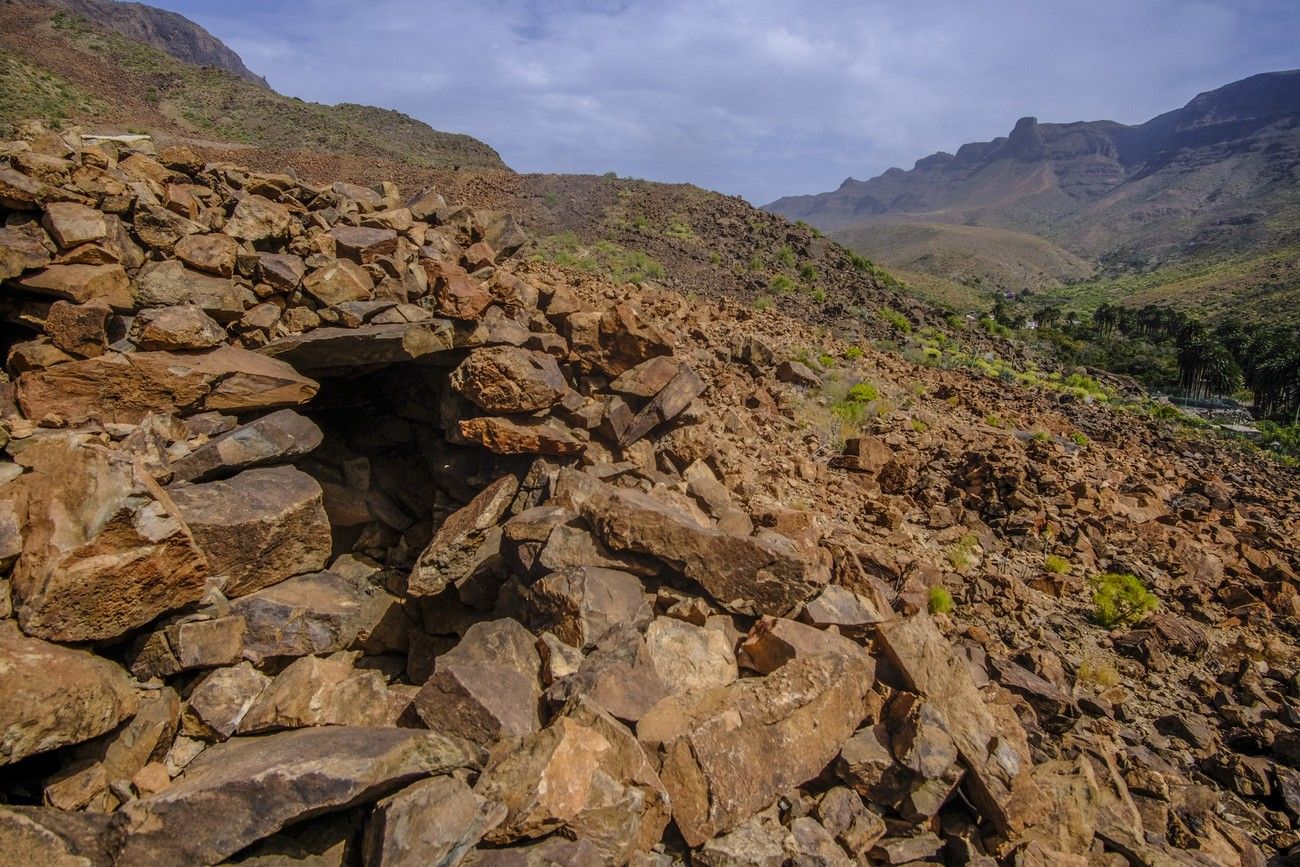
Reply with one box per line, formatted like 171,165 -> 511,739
43,0 -> 269,86
0,122 -> 1297,865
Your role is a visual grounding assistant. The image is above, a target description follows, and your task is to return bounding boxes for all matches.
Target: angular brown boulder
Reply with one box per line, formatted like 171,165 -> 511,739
130,304 -> 227,350
737,616 -> 869,675
224,194 -> 291,243
545,622 -> 667,723
116,726 -> 482,865
644,616 -> 738,693
238,654 -> 394,733
175,233 -> 238,277
16,346 -> 317,424
475,698 -> 670,864
0,225 -> 52,280
42,201 -> 107,249
451,346 -> 570,413
414,618 -> 542,747
459,416 -> 587,456
304,259 -> 374,307
524,566 -> 650,650
332,225 -> 398,263
17,263 -> 131,309
183,662 -> 270,741
566,304 -> 672,377
44,299 -> 110,358
0,623 -> 138,764
562,470 -> 827,616
168,465 -> 331,597
637,652 -> 874,846
0,805 -> 124,867
424,259 -> 493,320
170,409 -> 323,483
230,571 -> 388,662
132,260 -> 255,322
408,475 -> 518,598
875,614 -> 1042,837
363,776 -> 506,867
7,433 -> 207,642
617,363 -> 706,447
256,251 -> 306,290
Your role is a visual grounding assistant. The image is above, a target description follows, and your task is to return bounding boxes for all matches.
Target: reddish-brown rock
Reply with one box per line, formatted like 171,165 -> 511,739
7,433 -> 208,642
168,465 -> 331,598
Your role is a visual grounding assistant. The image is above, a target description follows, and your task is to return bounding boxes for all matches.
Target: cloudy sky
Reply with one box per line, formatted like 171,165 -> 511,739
151,0 -> 1300,204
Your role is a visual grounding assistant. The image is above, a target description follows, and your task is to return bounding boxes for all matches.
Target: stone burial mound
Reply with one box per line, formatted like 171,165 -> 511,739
0,121 -> 1277,867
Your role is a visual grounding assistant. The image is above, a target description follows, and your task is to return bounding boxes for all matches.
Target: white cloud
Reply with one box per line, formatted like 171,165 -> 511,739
157,0 -> 1300,203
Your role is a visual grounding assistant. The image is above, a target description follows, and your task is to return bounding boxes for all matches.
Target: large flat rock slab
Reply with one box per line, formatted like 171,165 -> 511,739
16,347 -> 317,424
258,322 -> 465,375
116,726 -> 482,865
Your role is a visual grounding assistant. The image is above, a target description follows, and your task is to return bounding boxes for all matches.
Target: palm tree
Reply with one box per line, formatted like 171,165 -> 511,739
1092,304 -> 1119,336
1176,324 -> 1242,400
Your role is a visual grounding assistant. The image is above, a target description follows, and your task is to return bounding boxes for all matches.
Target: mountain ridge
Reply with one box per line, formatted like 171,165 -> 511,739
768,69 -> 1300,240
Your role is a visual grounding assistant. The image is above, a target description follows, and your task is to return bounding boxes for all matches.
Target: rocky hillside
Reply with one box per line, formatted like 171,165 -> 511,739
1,122 -> 1299,865
769,71 -> 1300,319
0,0 -> 507,171
185,143 -> 950,340
42,0 -> 269,86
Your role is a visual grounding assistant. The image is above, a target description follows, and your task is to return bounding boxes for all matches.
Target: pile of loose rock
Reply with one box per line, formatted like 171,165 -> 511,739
0,122 -> 1291,866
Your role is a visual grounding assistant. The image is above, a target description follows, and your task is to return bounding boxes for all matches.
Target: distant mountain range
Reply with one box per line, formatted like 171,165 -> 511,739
766,71 -> 1300,320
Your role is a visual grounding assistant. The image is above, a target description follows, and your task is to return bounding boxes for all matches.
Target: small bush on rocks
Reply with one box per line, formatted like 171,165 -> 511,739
928,586 -> 954,615
1044,554 -> 1070,574
1091,572 -> 1157,628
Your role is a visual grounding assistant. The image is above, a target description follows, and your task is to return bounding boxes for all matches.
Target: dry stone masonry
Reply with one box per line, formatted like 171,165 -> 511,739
0,122 -> 1296,866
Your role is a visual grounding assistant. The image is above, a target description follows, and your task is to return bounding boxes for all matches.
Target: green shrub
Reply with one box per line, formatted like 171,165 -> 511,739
847,382 -> 879,402
844,346 -> 864,360
1044,554 -> 1070,574
777,246 -> 796,267
810,287 -> 826,303
1032,430 -> 1052,443
818,353 -> 836,369
799,263 -> 818,282
1076,655 -> 1121,688
770,274 -> 795,294
748,254 -> 763,272
709,252 -> 721,265
631,214 -> 650,232
753,295 -> 774,311
947,533 -> 979,569
985,413 -> 1005,428
1091,572 -> 1157,628
1069,431 -> 1089,447
665,221 -> 694,240
911,419 -> 928,433
877,307 -> 912,334
928,586 -> 954,615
